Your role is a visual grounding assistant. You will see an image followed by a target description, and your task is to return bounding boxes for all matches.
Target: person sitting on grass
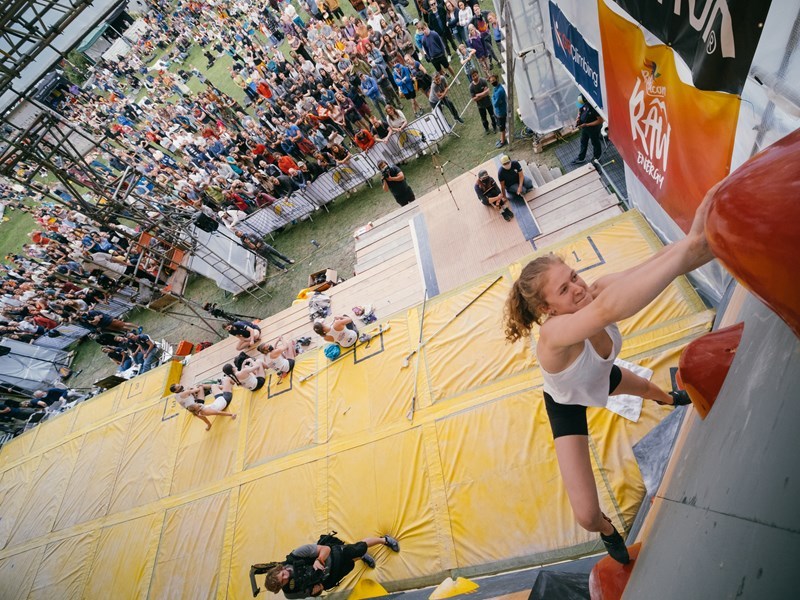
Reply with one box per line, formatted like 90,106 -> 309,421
474,169 -> 514,221
170,378 -> 237,431
312,315 -> 359,348
224,319 -> 262,351
257,338 -> 298,383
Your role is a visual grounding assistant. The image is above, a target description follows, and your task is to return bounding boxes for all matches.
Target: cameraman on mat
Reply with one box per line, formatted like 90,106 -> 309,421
377,160 -> 416,206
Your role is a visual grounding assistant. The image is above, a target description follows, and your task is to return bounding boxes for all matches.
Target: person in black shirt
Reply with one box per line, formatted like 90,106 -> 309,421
234,230 -> 295,271
497,154 -> 533,202
378,160 -> 416,206
474,170 -> 514,221
224,319 -> 263,351
468,71 -> 497,134
572,94 -> 604,164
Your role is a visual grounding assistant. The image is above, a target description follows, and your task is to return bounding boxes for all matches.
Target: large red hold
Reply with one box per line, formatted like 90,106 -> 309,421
705,128 -> 800,339
589,542 -> 641,600
677,323 -> 744,419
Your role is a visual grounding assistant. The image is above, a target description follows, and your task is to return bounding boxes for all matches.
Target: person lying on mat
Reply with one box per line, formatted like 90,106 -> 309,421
503,183 -> 719,564
263,534 -> 401,598
170,378 -> 237,430
312,315 -> 359,348
257,338 -> 297,383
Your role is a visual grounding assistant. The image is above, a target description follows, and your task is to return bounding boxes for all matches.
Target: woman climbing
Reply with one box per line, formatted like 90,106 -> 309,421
503,184 -> 719,563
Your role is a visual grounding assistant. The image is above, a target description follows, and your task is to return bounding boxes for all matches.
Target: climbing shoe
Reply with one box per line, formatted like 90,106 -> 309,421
669,389 -> 693,406
600,528 -> 630,564
362,553 -> 376,568
383,535 -> 400,552
501,207 -> 514,221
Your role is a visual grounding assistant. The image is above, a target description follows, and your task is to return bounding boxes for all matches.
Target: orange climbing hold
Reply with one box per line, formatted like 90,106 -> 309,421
589,542 -> 641,600
705,128 -> 800,339
678,323 -> 744,419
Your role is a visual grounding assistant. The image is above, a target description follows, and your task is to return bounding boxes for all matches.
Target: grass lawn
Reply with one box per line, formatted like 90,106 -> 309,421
0,204 -> 37,259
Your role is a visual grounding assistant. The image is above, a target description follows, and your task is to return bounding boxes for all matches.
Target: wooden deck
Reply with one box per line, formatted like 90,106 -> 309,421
178,159 -> 624,385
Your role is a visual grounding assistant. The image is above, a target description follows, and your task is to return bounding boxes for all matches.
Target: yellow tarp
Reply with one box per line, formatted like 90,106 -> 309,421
0,211 -> 713,598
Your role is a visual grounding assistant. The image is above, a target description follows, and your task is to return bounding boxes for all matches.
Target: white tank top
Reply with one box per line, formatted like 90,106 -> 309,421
241,373 -> 259,390
541,323 -> 622,408
264,354 -> 290,373
330,325 -> 357,347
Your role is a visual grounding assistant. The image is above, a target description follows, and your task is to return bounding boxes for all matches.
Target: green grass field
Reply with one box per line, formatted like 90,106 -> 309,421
0,204 -> 36,259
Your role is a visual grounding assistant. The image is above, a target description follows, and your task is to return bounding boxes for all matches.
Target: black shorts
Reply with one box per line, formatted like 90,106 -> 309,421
251,376 -> 266,391
402,89 -> 417,100
216,391 -> 233,408
430,54 -> 449,71
543,365 -> 622,439
324,542 -> 368,589
496,114 -> 507,130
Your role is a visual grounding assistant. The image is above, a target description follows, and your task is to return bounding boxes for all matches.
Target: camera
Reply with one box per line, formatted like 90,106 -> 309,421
381,167 -> 391,178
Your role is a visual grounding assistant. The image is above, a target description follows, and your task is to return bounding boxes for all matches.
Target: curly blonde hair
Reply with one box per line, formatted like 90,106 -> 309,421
503,254 -> 565,343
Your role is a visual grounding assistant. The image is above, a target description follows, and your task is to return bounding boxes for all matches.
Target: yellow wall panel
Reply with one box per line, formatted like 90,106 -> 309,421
0,456 -> 42,550
108,401 -> 178,514
70,386 -> 121,432
54,417 -> 131,531
0,546 -> 44,600
326,429 -> 442,583
0,429 -> 36,470
171,389 -> 242,495
115,361 -> 180,411
244,357 -> 318,468
421,276 -> 534,404
83,512 -> 164,600
147,492 -> 230,600
29,409 -> 77,453
228,463 -> 323,598
7,438 -> 80,547
324,318 -> 417,440
435,392 -> 593,566
27,531 -> 98,600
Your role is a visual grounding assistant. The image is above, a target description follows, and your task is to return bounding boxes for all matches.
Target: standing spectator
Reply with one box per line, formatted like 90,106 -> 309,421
468,70 -> 496,134
429,72 -> 464,125
378,160 -> 416,206
572,94 -> 605,164
419,23 -> 455,78
489,73 -> 507,148
392,62 -> 421,116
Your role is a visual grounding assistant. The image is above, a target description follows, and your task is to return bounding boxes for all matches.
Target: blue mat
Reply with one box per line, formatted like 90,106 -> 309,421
491,155 -> 542,247
554,133 -> 628,201
410,213 -> 440,297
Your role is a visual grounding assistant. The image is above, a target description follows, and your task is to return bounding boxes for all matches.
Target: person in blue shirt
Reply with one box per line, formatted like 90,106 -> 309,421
360,73 -> 387,120
419,22 -> 455,78
393,62 -> 422,115
489,73 -> 507,148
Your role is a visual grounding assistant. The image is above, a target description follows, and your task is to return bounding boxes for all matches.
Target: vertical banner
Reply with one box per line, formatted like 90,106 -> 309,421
598,1 -> 740,232
550,1 -> 604,109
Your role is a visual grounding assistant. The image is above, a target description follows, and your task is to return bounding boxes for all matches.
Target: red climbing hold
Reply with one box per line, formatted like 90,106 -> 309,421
589,542 -> 641,600
705,128 -> 800,339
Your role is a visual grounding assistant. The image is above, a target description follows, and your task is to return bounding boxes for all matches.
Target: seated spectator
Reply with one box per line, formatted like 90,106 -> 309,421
256,339 -> 297,382
29,387 -> 69,408
474,169 -> 514,221
224,319 -> 262,351
170,378 -> 237,431
313,315 -> 359,348
222,360 -> 267,391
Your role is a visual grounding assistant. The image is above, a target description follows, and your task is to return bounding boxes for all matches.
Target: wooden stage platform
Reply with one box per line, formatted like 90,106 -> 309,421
179,159 -> 624,384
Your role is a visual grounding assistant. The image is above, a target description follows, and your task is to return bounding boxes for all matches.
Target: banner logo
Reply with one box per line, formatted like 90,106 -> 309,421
549,1 -> 604,109
610,0 -> 772,94
630,60 -> 670,189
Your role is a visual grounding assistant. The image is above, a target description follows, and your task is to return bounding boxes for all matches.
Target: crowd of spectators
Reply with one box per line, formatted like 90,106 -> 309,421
52,0 -> 505,230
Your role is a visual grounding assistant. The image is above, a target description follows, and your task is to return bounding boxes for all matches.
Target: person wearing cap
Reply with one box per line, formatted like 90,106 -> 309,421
572,94 -> 604,164
475,169 -> 514,221
378,159 -> 416,206
497,154 -> 533,203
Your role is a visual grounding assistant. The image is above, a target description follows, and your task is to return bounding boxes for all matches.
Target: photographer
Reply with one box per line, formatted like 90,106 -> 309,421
378,160 -> 416,206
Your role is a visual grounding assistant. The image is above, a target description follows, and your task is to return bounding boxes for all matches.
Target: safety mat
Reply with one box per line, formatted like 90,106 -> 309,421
0,211 -> 713,598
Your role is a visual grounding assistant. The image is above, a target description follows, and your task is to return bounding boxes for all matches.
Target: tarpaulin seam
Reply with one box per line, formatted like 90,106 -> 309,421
588,433 -> 628,533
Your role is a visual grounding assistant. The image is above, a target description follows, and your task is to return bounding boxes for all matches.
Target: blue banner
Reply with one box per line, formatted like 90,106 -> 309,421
549,1 -> 603,109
